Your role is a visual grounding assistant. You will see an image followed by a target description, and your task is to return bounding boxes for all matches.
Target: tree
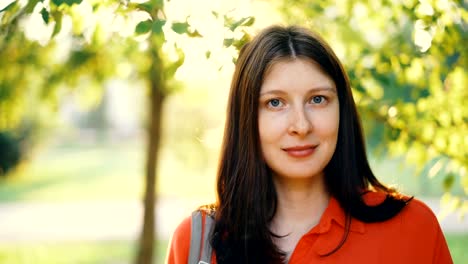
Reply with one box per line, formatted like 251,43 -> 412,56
1,0 -> 253,262
281,0 -> 467,213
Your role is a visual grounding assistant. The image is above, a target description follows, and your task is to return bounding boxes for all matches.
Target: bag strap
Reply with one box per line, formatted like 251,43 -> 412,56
188,210 -> 214,264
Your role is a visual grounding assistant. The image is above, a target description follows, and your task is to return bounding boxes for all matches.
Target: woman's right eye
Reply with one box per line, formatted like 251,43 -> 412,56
267,99 -> 283,108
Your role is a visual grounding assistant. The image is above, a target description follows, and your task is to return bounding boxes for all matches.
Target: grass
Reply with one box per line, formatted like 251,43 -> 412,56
0,234 -> 466,264
446,233 -> 468,264
0,141 -> 142,202
0,240 -> 168,264
0,139 -> 217,202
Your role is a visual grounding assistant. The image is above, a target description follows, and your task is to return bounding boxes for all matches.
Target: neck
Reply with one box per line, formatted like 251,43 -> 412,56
271,174 -> 330,235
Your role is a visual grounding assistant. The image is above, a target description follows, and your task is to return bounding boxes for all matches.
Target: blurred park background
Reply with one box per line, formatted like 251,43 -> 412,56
0,0 -> 466,263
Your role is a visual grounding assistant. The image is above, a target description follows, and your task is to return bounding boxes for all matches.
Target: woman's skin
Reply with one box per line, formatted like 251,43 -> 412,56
258,58 -> 340,260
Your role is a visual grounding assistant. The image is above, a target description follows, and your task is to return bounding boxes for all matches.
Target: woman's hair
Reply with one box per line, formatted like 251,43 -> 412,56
210,25 -> 409,264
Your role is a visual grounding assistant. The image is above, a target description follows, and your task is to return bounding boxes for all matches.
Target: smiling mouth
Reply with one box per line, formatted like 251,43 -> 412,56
282,145 -> 318,158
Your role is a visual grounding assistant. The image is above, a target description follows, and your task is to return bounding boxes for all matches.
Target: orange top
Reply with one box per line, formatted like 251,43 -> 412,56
166,192 -> 453,264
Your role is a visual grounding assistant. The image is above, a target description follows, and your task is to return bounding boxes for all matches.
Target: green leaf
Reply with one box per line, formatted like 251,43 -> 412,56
135,0 -> 163,14
51,0 -> 83,6
68,49 -> 95,68
40,8 -> 49,24
135,19 -> 153,35
136,2 -> 154,13
223,38 -> 234,47
171,21 -> 201,37
152,19 -> 166,34
212,11 -> 219,18
228,16 -> 255,31
171,22 -> 189,34
164,44 -> 185,79
51,12 -> 63,37
24,0 -> 40,14
443,173 -> 455,192
242,16 -> 255,27
205,51 -> 211,59
232,33 -> 250,50
154,0 -> 164,9
224,33 -> 251,50
0,1 -> 17,13
187,29 -> 202,38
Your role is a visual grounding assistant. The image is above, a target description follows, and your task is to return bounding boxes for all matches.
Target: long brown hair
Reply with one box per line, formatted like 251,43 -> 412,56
210,25 -> 409,264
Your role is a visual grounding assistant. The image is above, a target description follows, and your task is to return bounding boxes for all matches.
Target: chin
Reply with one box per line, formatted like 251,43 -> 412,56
275,170 -> 325,180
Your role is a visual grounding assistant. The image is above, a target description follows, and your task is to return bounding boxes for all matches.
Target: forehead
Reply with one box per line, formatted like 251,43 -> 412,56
261,58 -> 336,92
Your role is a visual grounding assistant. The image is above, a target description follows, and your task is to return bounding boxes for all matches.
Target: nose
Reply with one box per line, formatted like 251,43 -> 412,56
288,106 -> 312,136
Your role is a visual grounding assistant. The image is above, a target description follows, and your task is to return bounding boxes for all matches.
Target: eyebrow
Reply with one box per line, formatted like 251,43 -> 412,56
260,87 -> 337,96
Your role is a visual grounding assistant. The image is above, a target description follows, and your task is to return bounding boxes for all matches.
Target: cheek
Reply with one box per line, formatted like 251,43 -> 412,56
258,113 -> 284,143
316,108 -> 340,139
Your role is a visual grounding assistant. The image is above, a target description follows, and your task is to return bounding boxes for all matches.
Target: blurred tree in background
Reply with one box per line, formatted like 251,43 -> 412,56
281,0 -> 467,214
0,0 -> 252,263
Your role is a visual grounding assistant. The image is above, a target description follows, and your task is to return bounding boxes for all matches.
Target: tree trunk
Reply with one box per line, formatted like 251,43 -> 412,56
135,46 -> 165,264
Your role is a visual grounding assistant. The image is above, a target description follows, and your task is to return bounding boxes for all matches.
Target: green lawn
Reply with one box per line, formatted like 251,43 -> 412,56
0,240 -> 168,264
0,234 -> 466,264
446,233 -> 468,264
0,140 -> 216,202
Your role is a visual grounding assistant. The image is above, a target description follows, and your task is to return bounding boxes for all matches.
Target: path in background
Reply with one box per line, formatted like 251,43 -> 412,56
0,197 -> 466,243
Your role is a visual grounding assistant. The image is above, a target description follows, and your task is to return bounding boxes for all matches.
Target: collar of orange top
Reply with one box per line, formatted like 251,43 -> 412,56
304,191 -> 388,255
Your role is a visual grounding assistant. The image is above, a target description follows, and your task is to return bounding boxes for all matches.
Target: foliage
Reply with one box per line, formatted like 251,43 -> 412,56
0,0 -> 254,169
281,0 -> 467,213
1,1 -> 254,263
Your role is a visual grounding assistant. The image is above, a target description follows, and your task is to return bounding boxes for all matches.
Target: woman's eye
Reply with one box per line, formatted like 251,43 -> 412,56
267,99 -> 283,108
311,96 -> 326,104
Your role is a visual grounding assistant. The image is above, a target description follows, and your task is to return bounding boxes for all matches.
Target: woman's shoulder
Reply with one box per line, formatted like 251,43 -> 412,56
172,214 -> 193,242
363,191 -> 439,225
401,197 -> 438,220
166,215 -> 192,264
361,191 -> 452,262
363,192 -> 441,234
392,196 -> 452,262
398,196 -> 442,234
166,208 -> 216,264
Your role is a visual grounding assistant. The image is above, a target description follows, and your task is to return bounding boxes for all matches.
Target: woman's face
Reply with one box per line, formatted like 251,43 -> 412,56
258,58 -> 339,181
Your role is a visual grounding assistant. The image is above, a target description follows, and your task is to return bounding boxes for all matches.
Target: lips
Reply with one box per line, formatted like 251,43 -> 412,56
282,145 -> 318,158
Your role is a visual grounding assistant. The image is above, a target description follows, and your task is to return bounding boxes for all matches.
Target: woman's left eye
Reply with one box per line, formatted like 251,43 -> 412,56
311,96 -> 326,104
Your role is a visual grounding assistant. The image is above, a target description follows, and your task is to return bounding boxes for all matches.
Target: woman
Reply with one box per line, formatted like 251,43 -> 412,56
166,25 -> 452,264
